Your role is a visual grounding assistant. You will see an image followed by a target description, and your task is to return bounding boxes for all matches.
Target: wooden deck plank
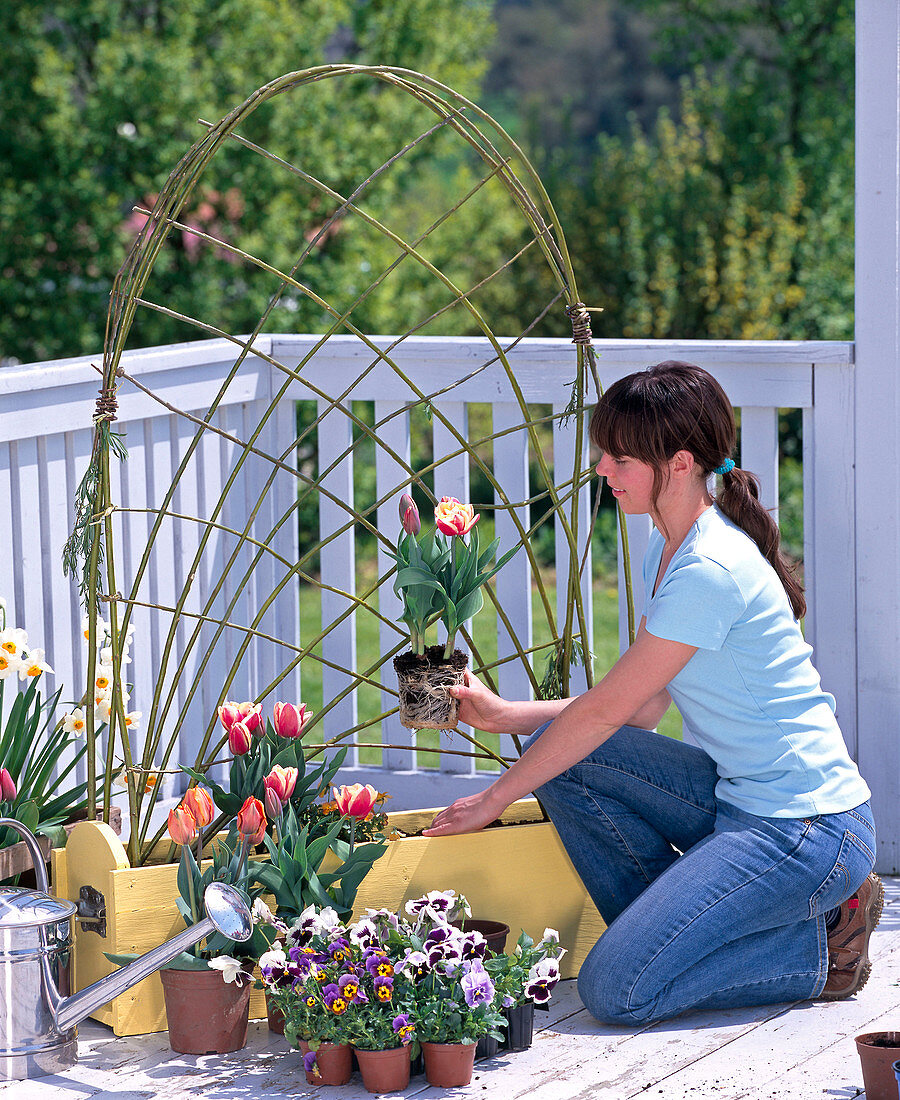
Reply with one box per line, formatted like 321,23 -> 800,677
7,878 -> 898,1099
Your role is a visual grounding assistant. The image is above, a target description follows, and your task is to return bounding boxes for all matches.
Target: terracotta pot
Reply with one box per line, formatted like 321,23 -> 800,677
504,1000 -> 535,1051
451,918 -> 510,955
353,1045 -> 411,1093
421,1040 -> 477,1087
265,991 -> 285,1035
393,646 -> 467,729
299,1041 -> 353,1086
160,967 -> 251,1054
856,1032 -> 900,1100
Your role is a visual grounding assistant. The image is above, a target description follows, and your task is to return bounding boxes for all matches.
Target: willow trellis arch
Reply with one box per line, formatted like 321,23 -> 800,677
64,65 -> 633,864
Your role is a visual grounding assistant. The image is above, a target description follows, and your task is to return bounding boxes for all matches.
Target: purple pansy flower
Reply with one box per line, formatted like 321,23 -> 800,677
524,958 -> 560,1005
392,1013 -> 415,1044
303,1050 -> 320,1078
373,975 -> 394,1003
460,960 -> 495,1009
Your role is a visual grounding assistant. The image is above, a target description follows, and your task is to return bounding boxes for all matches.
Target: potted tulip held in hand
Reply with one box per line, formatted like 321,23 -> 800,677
390,494 -> 518,730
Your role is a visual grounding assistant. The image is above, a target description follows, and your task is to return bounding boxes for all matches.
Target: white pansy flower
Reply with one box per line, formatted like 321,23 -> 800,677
252,897 -> 276,924
63,709 -> 87,736
208,956 -> 247,984
19,647 -> 53,681
258,946 -> 288,971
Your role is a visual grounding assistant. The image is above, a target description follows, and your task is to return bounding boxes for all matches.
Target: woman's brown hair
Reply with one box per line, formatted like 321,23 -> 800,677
589,360 -> 806,619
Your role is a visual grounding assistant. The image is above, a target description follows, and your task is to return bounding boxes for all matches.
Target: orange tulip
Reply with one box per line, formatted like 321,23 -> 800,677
183,786 -> 215,828
434,497 -> 479,537
167,804 -> 198,846
236,795 -> 267,845
332,783 -> 378,820
264,764 -> 298,806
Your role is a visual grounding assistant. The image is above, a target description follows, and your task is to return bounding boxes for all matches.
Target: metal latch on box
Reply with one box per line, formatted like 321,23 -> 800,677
77,885 -> 107,937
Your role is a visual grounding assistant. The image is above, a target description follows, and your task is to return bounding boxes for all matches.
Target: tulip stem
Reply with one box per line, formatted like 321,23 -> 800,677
184,846 -> 199,946
349,816 -> 356,858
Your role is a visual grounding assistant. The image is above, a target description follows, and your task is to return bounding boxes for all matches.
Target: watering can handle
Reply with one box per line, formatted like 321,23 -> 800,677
0,817 -> 51,893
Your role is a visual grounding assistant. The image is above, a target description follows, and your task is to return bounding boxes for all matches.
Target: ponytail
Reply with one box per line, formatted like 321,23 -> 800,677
716,466 -> 806,620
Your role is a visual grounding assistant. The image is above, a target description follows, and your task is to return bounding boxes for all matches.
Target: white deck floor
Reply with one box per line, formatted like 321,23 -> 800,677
7,876 -> 900,1099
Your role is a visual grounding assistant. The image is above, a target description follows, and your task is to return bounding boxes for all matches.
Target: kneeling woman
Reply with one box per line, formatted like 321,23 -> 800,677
424,360 -> 880,1024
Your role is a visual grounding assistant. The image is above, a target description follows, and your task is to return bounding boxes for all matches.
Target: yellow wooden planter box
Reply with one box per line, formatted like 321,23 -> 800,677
51,800 -> 605,1037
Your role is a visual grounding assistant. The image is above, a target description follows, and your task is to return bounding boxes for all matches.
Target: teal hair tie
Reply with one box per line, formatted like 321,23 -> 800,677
714,458 -> 735,475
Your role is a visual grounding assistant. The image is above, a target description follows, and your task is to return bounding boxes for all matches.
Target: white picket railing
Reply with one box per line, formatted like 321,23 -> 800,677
0,335 -> 855,810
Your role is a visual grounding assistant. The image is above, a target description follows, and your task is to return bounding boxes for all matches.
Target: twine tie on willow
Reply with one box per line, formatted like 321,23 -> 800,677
566,302 -> 593,345
93,386 -> 119,424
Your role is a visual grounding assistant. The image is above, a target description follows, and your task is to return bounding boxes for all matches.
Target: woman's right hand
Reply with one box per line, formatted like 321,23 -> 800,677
449,671 -> 511,734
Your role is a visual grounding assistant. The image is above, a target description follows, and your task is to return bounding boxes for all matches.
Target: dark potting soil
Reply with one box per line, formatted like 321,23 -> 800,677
861,1034 -> 900,1047
393,646 -> 468,672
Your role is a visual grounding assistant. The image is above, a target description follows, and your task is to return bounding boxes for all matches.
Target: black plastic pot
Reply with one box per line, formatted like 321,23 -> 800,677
476,1033 -> 501,1060
503,1001 -> 535,1052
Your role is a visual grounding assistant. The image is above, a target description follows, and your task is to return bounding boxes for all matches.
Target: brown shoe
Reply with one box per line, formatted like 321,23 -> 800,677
820,872 -> 884,1000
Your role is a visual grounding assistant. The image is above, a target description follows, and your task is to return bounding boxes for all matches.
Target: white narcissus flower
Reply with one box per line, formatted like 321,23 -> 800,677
208,956 -> 247,984
63,709 -> 87,736
95,694 -> 112,722
124,711 -> 141,731
19,647 -> 53,681
0,650 -> 23,680
0,627 -> 28,657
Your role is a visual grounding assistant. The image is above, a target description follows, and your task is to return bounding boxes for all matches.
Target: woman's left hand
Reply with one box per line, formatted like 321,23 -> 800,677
422,788 -> 505,837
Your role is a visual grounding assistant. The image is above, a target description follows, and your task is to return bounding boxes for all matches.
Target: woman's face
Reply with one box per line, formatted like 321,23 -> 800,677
595,452 -> 656,514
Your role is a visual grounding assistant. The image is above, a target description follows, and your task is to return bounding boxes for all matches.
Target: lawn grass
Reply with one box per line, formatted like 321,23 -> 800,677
295,571 -> 682,773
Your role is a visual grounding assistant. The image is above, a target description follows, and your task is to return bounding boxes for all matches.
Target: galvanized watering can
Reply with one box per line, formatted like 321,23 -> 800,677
0,818 -> 252,1080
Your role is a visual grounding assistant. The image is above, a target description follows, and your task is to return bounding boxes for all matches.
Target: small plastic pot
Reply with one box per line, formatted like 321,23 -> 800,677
503,1000 -> 535,1052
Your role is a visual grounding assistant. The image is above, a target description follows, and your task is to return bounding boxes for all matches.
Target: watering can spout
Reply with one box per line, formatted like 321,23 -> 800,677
51,880 -> 253,1032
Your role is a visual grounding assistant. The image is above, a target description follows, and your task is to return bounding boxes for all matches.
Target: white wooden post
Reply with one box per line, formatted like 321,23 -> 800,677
855,0 -> 900,872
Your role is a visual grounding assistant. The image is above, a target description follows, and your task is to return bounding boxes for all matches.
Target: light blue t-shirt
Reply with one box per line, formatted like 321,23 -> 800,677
642,505 -> 871,818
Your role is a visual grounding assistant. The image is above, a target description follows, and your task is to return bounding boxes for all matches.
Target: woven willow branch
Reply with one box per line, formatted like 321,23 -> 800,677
64,64 -> 633,864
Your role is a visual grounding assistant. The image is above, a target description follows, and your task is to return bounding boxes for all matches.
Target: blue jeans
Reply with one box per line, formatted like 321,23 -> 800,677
528,723 -> 876,1024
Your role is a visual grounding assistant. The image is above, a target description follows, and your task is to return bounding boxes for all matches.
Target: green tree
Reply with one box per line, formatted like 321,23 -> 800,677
1,0 -> 511,364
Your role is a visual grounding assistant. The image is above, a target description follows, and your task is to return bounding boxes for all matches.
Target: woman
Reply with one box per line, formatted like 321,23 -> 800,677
423,361 -> 880,1024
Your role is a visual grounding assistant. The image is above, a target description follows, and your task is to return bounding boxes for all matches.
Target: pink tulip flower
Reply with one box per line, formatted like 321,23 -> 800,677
264,785 -> 283,821
332,783 -> 378,820
399,493 -> 421,535
0,767 -> 16,802
434,497 -> 479,537
264,764 -> 298,806
272,701 -> 308,740
228,719 -> 252,756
